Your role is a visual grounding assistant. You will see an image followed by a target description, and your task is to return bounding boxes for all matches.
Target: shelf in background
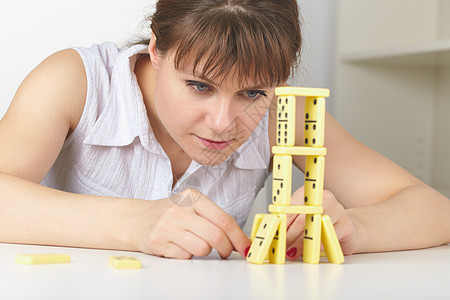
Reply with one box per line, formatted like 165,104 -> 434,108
342,39 -> 450,66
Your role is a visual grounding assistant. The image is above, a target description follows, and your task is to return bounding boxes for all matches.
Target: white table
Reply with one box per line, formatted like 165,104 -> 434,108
0,242 -> 449,300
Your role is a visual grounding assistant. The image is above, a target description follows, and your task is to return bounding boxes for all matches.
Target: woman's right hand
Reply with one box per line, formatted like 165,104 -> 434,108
132,188 -> 251,259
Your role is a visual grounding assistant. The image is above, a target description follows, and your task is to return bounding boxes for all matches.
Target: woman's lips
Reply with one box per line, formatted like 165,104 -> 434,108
196,135 -> 232,150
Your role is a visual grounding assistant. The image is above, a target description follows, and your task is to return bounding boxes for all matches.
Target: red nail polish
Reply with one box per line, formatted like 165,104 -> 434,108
244,246 -> 250,257
286,247 -> 297,258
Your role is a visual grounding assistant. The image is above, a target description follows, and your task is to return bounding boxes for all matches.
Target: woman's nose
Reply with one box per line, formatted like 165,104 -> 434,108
205,97 -> 237,137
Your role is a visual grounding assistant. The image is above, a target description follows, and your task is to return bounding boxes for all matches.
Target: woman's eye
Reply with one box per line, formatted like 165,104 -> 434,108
186,81 -> 210,93
246,91 -> 259,98
196,83 -> 209,91
245,90 -> 267,100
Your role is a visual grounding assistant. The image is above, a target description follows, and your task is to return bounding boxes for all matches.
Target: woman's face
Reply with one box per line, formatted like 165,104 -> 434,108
150,48 -> 275,166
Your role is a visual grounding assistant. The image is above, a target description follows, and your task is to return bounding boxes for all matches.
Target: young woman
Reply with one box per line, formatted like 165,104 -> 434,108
0,0 -> 448,260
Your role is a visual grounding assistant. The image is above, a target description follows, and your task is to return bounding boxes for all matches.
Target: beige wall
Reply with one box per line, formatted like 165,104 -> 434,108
335,0 -> 450,196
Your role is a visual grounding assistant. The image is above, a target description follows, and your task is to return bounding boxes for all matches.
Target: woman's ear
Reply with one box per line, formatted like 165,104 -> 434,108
148,31 -> 161,70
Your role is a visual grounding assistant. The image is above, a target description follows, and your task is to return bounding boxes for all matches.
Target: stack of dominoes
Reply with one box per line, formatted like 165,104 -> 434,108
246,87 -> 344,265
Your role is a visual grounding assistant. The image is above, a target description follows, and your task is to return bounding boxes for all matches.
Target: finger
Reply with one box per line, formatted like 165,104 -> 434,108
320,191 -> 352,251
321,190 -> 346,223
161,216 -> 214,258
290,185 -> 305,205
182,213 -> 234,258
285,213 -> 306,246
148,208 -> 208,258
285,233 -> 304,261
332,218 -> 355,256
192,191 -> 251,257
286,186 -> 306,227
175,230 -> 213,257
157,242 -> 193,259
166,197 -> 234,258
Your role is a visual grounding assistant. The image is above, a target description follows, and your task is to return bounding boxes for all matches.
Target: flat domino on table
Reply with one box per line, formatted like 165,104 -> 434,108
304,97 -> 326,147
247,214 -> 280,264
109,256 -> 142,269
276,95 -> 296,146
15,253 -> 71,265
271,154 -> 292,205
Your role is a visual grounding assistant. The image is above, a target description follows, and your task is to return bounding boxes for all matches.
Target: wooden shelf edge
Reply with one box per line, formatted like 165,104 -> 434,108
342,39 -> 450,63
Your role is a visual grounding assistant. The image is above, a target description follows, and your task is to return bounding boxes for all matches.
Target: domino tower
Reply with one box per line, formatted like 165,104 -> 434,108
246,87 -> 344,265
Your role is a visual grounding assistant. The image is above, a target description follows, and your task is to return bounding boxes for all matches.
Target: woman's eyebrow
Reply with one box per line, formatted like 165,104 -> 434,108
193,73 -> 217,86
184,69 -> 271,90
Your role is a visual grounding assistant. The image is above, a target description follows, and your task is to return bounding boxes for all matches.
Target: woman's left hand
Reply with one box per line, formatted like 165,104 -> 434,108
284,186 -> 357,260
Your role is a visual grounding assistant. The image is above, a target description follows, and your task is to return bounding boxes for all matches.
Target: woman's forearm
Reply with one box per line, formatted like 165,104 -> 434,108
348,184 -> 450,253
0,171 -> 152,251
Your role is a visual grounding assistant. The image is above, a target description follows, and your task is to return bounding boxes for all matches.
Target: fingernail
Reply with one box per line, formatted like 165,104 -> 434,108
286,247 -> 297,258
244,246 -> 250,258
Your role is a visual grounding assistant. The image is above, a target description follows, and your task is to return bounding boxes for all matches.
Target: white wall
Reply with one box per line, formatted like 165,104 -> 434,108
0,0 -> 152,118
294,0 -> 337,108
287,0 -> 338,193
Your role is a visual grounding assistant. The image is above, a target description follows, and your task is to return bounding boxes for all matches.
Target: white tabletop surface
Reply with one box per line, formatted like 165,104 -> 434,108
0,242 -> 449,300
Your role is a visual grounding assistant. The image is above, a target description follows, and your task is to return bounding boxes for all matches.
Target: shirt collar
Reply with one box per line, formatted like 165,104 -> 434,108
83,44 -> 166,156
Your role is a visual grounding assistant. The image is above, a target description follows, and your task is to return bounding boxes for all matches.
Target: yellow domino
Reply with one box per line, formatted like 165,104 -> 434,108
15,253 -> 71,265
304,97 -> 326,147
268,204 -> 323,214
276,95 -> 296,146
249,214 -> 270,261
272,155 -> 292,205
275,86 -> 330,98
272,146 -> 327,156
247,214 -> 280,264
321,215 -> 345,264
250,214 -> 265,242
269,214 -> 287,264
303,214 -> 322,264
109,256 -> 142,269
304,156 -> 325,206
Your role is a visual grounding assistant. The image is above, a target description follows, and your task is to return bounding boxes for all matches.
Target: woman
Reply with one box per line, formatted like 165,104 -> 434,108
0,0 -> 448,260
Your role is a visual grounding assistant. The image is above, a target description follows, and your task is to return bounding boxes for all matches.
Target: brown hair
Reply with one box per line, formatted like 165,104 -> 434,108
144,0 -> 301,87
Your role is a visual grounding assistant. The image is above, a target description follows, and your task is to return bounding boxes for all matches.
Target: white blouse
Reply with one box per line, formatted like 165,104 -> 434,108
41,42 -> 271,228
